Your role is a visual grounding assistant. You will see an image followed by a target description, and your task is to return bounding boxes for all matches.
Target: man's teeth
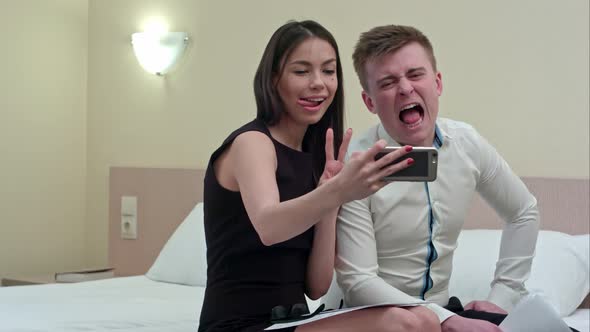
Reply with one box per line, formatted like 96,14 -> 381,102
401,103 -> 419,111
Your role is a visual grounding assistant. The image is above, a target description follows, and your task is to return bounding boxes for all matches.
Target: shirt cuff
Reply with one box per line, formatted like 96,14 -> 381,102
425,303 -> 455,323
487,282 -> 526,312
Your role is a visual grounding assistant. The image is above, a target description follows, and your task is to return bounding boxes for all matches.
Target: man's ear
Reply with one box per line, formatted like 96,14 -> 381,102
361,91 -> 377,114
436,71 -> 443,96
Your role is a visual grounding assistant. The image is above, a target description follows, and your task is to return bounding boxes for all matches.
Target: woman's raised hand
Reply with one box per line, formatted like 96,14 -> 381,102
318,128 -> 353,186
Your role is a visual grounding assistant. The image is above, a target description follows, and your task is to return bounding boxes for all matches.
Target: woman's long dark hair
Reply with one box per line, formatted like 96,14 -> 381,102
253,20 -> 345,183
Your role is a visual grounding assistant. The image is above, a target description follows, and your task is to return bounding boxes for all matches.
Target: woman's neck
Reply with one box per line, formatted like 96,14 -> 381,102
268,118 -> 307,151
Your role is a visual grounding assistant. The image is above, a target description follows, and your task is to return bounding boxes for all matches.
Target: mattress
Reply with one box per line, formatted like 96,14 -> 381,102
0,276 -> 203,332
0,276 -> 586,332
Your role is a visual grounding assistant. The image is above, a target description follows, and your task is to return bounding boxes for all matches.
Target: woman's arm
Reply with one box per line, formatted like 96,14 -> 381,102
229,131 -> 343,246
304,128 -> 350,299
305,208 -> 338,299
227,129 -> 413,246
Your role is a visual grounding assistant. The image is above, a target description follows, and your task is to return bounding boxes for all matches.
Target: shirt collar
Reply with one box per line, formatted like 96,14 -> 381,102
376,122 -> 448,149
433,125 -> 444,149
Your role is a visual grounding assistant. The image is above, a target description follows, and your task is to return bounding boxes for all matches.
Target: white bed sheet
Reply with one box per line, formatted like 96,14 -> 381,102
0,276 -> 586,332
564,309 -> 590,332
0,276 -> 203,332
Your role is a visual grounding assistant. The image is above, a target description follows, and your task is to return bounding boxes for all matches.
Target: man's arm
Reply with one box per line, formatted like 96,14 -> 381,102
336,197 -> 455,323
474,131 -> 540,311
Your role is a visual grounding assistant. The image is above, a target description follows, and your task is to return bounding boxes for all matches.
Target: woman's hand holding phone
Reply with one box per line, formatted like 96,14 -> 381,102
320,129 -> 414,204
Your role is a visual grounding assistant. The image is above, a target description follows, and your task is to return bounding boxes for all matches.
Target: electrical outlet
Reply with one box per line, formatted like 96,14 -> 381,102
121,196 -> 137,239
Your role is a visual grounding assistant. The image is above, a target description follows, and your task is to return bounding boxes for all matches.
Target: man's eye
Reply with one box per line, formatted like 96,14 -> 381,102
409,73 -> 424,79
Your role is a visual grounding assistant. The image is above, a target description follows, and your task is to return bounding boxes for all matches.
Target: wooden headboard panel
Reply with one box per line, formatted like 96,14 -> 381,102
465,177 -> 589,234
109,169 -> 588,278
109,167 -> 205,276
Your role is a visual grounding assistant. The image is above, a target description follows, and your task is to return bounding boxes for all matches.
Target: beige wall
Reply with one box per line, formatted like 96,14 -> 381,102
2,0 -> 587,271
86,0 -> 589,267
86,0 -> 588,267
0,0 -> 88,274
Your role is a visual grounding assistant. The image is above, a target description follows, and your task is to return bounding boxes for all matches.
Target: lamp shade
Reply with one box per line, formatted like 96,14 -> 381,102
132,31 -> 188,76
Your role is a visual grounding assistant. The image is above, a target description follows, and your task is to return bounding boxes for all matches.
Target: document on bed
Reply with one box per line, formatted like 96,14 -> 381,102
265,301 -> 427,330
499,295 -> 571,332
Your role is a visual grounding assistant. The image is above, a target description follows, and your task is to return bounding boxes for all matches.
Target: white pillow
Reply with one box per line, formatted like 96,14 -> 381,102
449,230 -> 590,317
146,202 -> 207,286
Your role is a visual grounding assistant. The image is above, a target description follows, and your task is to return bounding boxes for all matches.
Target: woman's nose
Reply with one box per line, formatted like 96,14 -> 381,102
309,72 -> 325,90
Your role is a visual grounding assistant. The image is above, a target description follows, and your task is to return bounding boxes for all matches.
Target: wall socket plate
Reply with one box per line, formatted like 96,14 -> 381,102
121,196 -> 137,239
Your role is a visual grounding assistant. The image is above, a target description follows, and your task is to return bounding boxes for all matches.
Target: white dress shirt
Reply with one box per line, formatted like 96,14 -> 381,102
336,118 -> 539,322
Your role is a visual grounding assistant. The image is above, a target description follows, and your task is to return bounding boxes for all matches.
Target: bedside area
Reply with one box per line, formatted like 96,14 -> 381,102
1,274 -> 56,286
1,267 -> 115,287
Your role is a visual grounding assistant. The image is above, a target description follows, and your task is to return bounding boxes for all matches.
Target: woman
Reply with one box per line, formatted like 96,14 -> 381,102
198,20 -> 440,332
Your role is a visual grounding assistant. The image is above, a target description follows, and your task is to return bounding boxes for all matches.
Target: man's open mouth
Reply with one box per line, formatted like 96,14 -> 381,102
399,103 -> 424,129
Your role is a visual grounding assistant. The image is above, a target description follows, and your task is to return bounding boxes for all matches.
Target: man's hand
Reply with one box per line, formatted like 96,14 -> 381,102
464,300 -> 508,314
441,315 -> 502,332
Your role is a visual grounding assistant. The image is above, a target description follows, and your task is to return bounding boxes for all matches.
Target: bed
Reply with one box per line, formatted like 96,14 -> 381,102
0,276 -> 202,332
0,167 -> 587,332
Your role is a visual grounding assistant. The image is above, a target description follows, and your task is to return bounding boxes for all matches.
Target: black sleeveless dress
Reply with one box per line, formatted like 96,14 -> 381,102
198,119 -> 316,332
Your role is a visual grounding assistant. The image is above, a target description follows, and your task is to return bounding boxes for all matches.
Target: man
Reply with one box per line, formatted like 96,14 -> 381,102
336,25 -> 540,332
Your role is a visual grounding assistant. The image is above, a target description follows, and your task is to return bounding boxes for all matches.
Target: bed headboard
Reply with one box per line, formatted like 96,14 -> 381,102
465,177 -> 589,234
109,167 -> 205,276
108,168 -> 588,274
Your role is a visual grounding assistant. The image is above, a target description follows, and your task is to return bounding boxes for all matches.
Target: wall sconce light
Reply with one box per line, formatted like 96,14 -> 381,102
131,31 -> 189,76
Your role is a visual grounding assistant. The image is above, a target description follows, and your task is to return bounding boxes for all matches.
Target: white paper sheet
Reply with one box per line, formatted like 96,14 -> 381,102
265,301 -> 427,330
499,295 -> 571,332
563,309 -> 590,332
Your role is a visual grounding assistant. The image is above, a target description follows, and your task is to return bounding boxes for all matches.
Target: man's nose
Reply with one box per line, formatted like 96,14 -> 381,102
398,77 -> 414,95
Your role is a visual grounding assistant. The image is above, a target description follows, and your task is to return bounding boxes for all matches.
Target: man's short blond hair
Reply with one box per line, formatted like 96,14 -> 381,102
352,25 -> 437,90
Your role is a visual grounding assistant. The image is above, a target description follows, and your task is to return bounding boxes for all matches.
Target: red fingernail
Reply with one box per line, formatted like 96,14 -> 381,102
407,158 -> 414,165
405,145 -> 413,152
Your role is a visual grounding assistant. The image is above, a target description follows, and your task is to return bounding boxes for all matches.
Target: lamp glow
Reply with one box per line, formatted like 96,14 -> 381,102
131,31 -> 188,76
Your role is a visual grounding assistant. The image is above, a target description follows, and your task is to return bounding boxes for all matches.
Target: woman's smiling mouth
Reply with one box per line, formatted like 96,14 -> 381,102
298,97 -> 327,112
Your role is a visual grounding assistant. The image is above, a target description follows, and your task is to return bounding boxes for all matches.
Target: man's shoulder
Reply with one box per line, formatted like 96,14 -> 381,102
438,117 -> 481,141
349,124 -> 380,152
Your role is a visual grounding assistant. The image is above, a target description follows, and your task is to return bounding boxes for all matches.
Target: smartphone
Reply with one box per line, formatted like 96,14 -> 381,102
374,146 -> 438,182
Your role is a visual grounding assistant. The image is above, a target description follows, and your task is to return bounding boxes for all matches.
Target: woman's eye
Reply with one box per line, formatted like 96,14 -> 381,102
294,70 -> 308,75
323,69 -> 336,75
